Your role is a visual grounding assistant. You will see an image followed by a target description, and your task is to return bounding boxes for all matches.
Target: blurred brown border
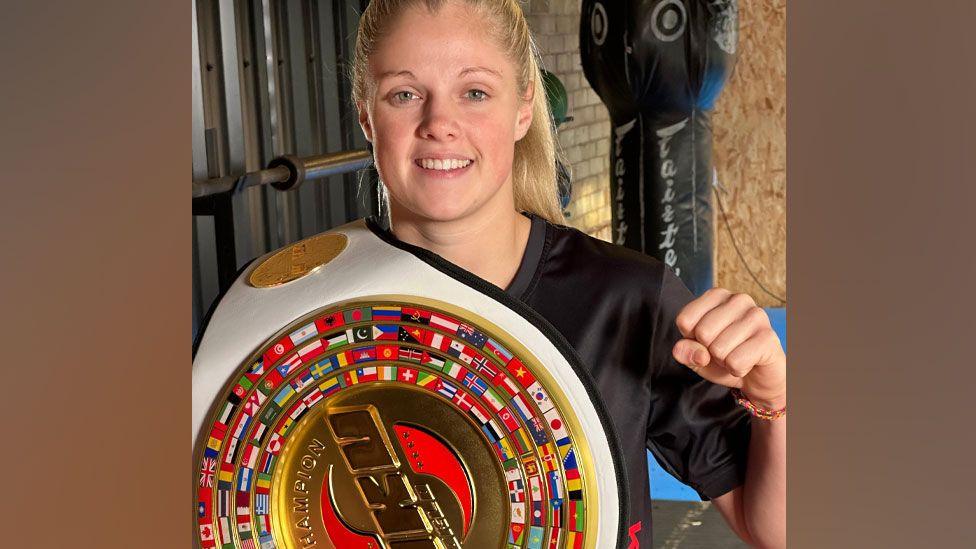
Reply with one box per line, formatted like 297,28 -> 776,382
0,2 -> 189,547
1,1 -> 974,548
789,1 -> 976,547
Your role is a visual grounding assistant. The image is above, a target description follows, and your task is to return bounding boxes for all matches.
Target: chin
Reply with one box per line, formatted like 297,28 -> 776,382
386,192 -> 471,222
412,202 -> 477,223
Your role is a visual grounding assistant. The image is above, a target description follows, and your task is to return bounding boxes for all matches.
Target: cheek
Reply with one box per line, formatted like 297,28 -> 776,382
370,114 -> 414,176
464,108 -> 512,145
479,118 -> 517,163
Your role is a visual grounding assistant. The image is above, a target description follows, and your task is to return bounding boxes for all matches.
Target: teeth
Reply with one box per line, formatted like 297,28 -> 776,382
419,158 -> 471,170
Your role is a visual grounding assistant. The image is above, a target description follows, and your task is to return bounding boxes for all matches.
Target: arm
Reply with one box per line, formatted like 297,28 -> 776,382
673,288 -> 787,548
712,415 -> 786,548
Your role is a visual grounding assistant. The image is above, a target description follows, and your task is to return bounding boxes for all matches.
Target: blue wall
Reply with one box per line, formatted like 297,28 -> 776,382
648,307 -> 786,501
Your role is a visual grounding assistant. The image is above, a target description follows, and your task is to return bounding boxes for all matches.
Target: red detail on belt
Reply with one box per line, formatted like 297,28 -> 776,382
393,424 -> 473,535
628,520 -> 642,548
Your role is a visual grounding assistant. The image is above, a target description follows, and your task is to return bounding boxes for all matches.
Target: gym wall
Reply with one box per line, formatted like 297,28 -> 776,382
527,0 -> 787,307
712,0 -> 786,307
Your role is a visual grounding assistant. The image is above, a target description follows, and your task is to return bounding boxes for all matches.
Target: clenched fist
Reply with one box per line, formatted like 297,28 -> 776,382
672,288 -> 786,410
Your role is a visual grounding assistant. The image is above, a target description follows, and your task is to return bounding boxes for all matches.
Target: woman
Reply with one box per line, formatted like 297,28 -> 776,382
352,0 -> 786,547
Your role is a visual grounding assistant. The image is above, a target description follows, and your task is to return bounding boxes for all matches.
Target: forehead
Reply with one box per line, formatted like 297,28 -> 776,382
369,3 -> 514,80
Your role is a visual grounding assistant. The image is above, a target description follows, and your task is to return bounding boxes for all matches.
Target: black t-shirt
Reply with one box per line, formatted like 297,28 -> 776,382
367,213 -> 751,547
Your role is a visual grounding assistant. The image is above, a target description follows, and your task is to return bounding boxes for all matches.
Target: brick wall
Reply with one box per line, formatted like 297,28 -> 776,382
524,0 -> 613,241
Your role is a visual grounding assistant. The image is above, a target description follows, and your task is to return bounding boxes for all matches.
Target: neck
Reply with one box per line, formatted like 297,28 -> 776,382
389,206 -> 531,291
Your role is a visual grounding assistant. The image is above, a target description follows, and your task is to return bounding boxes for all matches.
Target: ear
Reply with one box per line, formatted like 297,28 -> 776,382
514,81 -> 534,142
357,101 -> 373,143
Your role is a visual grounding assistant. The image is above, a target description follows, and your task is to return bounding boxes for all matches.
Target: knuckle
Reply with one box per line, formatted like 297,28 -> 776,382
731,293 -> 756,308
706,287 -> 731,299
694,324 -> 718,346
709,343 -> 729,361
763,328 -> 782,348
745,306 -> 768,325
726,356 -> 751,376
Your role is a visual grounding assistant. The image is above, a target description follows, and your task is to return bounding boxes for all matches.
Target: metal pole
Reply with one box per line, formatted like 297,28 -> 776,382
191,149 -> 371,199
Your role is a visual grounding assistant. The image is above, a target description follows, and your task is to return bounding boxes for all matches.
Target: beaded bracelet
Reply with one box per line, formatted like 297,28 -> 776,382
731,388 -> 787,420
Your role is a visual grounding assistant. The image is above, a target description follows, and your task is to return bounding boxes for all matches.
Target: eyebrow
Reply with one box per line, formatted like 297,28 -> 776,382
377,70 -> 417,80
458,66 -> 502,79
377,66 -> 503,81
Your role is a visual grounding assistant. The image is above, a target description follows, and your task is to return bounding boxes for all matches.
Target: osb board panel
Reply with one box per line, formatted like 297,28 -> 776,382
712,0 -> 787,307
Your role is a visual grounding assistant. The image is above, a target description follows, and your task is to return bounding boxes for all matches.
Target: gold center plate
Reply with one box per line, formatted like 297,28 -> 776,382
271,383 -> 508,549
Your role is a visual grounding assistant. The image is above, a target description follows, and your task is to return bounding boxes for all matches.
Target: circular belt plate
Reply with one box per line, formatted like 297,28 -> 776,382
195,297 -> 607,548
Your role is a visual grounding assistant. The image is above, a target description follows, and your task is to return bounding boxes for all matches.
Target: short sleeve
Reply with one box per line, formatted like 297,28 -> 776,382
645,268 -> 752,500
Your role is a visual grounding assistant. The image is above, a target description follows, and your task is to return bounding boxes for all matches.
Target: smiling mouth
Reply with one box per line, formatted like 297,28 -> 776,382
415,158 -> 473,171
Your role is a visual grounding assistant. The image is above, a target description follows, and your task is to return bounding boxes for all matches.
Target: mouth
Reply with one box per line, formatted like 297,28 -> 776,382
413,157 -> 474,178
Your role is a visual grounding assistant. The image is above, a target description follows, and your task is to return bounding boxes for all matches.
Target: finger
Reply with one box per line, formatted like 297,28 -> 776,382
725,330 -> 776,377
673,338 -> 744,388
707,307 -> 769,364
726,329 -> 783,372
672,338 -> 712,369
691,293 -> 757,348
675,288 -> 732,338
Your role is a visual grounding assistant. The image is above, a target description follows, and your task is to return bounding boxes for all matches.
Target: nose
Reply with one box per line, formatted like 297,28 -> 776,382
417,95 -> 459,141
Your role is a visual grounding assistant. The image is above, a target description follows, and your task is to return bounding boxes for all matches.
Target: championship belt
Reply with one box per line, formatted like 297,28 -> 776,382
192,219 -> 628,548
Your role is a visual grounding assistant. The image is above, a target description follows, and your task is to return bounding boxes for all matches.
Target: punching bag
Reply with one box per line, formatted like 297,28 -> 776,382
579,0 -> 738,295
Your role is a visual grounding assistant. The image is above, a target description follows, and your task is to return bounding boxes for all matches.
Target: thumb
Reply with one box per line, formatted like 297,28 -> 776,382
672,338 -> 743,388
672,338 -> 711,369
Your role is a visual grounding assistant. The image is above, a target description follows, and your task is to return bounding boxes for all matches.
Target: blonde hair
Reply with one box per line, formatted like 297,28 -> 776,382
352,0 -> 565,225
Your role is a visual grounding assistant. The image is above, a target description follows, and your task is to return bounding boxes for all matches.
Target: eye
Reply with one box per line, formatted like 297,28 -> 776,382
391,90 -> 419,104
465,89 -> 489,102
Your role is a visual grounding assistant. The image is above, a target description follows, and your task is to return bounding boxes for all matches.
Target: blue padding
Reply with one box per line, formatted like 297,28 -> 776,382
648,308 -> 787,501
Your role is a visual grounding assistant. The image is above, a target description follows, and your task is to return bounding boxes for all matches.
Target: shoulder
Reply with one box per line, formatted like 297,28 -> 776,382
541,217 -> 674,296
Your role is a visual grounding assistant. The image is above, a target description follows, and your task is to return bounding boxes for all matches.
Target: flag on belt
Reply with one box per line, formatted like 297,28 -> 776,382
469,401 -> 490,424
357,366 -> 378,382
526,381 -> 554,414
437,380 -> 457,400
567,500 -> 584,531
416,371 -> 441,391
296,339 -> 324,363
319,375 -> 340,396
288,322 -> 318,346
429,312 -> 460,332
262,338 -> 293,368
375,344 -> 398,361
498,407 -> 520,433
399,325 -> 427,344
507,357 -> 536,387
371,305 -> 401,321
495,372 -> 521,397
347,326 -> 371,343
527,525 -> 545,549
401,306 -> 430,324
243,390 -> 266,415
546,526 -> 561,549
509,523 -> 526,545
372,324 -> 398,340
396,346 -> 421,363
457,323 -> 488,347
322,331 -> 348,350
315,311 -> 344,332
342,307 -> 371,324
